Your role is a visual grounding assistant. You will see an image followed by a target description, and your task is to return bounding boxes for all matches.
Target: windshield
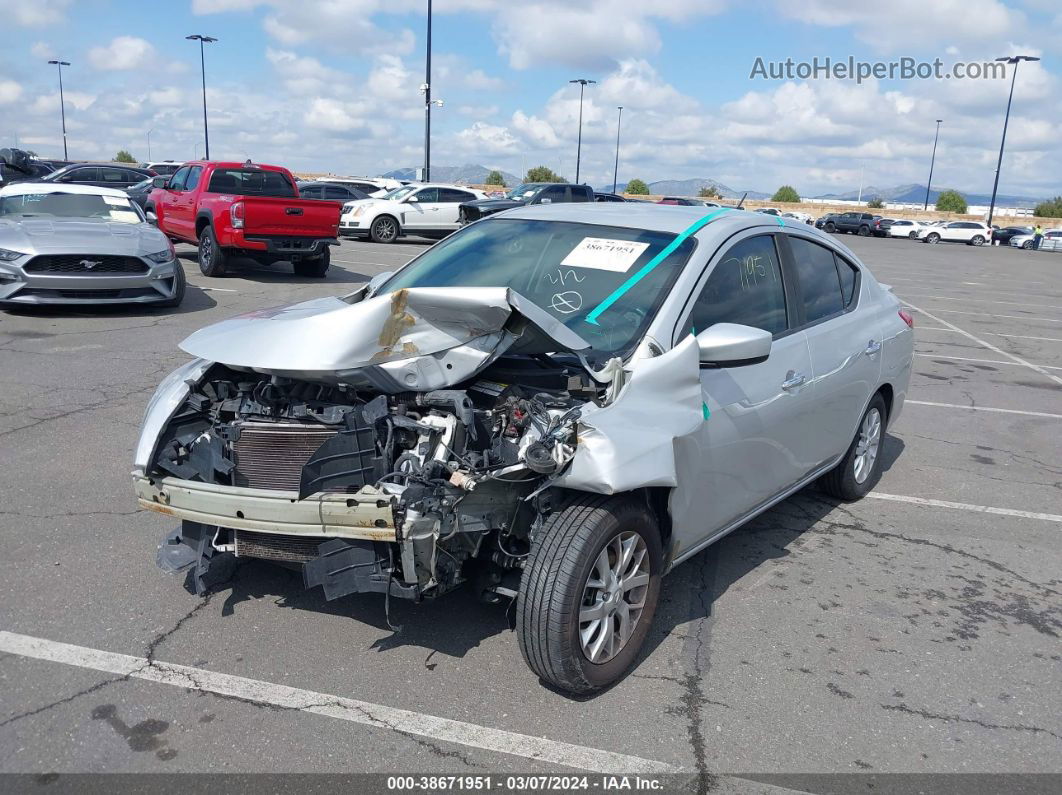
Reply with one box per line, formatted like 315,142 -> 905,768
381,186 -> 417,201
505,183 -> 544,200
0,192 -> 143,224
378,218 -> 695,360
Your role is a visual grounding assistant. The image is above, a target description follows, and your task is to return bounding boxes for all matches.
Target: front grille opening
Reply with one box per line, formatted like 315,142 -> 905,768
235,529 -> 323,563
23,255 -> 149,274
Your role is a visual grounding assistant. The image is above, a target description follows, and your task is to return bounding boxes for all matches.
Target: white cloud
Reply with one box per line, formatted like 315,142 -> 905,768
0,0 -> 71,27
464,69 -> 505,91
88,37 -> 156,71
30,42 -> 57,60
0,78 -> 23,105
456,121 -> 519,154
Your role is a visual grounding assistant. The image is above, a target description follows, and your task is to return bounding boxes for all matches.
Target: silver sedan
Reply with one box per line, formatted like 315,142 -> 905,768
134,204 -> 913,693
0,183 -> 185,307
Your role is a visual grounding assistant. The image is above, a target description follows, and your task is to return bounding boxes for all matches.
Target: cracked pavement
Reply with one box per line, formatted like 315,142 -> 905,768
1,237 -> 1060,779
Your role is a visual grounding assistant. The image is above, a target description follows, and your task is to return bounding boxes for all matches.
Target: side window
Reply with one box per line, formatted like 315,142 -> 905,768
184,166 -> 203,191
790,236 -> 843,323
413,187 -> 438,202
835,254 -> 859,308
324,186 -> 350,200
168,167 -> 190,191
687,235 -> 788,337
537,186 -> 566,204
66,167 -> 99,183
570,186 -> 592,202
301,185 -> 321,198
438,188 -> 471,203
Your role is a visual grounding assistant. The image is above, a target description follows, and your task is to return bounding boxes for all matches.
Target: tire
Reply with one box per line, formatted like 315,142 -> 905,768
970,235 -> 985,246
908,231 -> 918,239
370,215 -> 400,244
857,225 -> 870,236
820,393 -> 887,502
517,495 -> 663,695
1022,240 -> 1033,250
153,260 -> 186,308
925,232 -> 940,244
293,247 -> 330,278
824,223 -> 835,233
197,225 -> 228,277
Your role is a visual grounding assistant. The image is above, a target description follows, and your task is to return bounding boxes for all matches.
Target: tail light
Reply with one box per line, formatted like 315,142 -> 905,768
899,309 -> 915,329
230,201 -> 245,230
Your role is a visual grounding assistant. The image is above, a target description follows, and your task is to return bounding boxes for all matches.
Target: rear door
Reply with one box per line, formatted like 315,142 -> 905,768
783,233 -> 879,467
672,232 -> 816,557
435,188 -> 477,228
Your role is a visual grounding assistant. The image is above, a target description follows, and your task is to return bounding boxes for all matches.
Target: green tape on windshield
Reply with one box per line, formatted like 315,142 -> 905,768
585,208 -> 731,326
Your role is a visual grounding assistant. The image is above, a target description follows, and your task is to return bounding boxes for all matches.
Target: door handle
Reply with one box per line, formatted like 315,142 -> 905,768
781,371 -> 806,391
864,339 -> 882,355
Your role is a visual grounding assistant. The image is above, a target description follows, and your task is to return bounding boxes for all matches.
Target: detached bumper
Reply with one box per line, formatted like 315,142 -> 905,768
133,474 -> 397,541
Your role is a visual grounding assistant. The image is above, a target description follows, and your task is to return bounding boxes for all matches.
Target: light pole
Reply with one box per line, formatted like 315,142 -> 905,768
422,0 -> 433,181
987,55 -> 1039,227
147,127 -> 154,161
186,35 -> 217,160
612,106 -> 623,193
569,78 -> 595,184
923,119 -> 942,210
47,60 -> 70,160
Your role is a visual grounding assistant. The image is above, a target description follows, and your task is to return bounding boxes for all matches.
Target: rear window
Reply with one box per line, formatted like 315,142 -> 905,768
206,169 -> 295,197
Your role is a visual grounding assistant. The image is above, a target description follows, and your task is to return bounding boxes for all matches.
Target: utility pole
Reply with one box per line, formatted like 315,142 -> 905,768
147,127 -> 154,161
186,35 -> 217,159
923,119 -> 942,210
569,78 -> 595,183
47,60 -> 71,160
422,0 -> 434,181
987,55 -> 1039,227
612,106 -> 623,192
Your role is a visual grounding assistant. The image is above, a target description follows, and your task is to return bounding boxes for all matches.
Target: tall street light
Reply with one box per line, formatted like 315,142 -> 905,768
923,119 -> 942,210
569,78 -> 595,184
987,55 -> 1039,227
421,0 -> 444,181
47,60 -> 71,160
612,106 -> 623,193
186,35 -> 217,160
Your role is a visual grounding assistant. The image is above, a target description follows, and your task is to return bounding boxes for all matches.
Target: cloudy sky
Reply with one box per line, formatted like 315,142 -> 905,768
0,0 -> 1059,196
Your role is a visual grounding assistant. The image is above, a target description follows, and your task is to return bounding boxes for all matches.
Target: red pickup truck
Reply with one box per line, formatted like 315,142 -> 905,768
147,160 -> 339,277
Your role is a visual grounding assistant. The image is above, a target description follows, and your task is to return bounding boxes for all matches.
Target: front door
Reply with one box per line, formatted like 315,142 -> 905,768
168,166 -> 202,240
670,232 -> 817,559
401,187 -> 441,231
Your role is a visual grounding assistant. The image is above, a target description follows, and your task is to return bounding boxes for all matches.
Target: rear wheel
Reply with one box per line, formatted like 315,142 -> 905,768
197,226 -> 228,277
970,235 -> 985,246
820,393 -> 886,501
293,247 -> 330,278
908,231 -> 918,239
517,496 -> 662,694
153,261 -> 186,308
857,225 -> 870,236
370,215 -> 399,244
925,232 -> 940,244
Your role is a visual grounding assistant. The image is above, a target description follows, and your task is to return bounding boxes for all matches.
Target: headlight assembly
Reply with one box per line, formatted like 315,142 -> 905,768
144,248 -> 174,264
0,247 -> 26,261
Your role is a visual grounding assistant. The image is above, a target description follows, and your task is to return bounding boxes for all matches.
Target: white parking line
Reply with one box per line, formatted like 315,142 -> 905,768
868,493 -> 1062,523
199,287 -> 238,293
916,327 -> 1062,342
906,400 -> 1062,419
901,294 -> 1062,311
903,301 -> 1062,387
0,631 -> 679,774
911,307 -> 1062,324
914,353 -> 1062,371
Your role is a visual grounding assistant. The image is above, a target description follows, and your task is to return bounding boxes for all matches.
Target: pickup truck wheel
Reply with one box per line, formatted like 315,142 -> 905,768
517,496 -> 662,694
197,226 -> 228,276
293,247 -> 330,278
857,225 -> 870,236
824,222 -> 836,232
820,393 -> 886,501
152,261 -> 186,308
370,215 -> 399,244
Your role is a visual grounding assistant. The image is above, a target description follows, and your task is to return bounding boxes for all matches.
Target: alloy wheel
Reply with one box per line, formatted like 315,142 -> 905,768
579,531 -> 651,665
853,408 -> 881,484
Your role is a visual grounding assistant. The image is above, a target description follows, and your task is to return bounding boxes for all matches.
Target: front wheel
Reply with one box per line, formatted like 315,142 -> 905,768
517,496 -> 662,694
824,223 -> 835,233
1022,240 -> 1033,249
820,393 -> 887,501
925,232 -> 940,244
197,226 -> 228,277
293,247 -> 330,277
970,235 -> 985,246
370,215 -> 399,244
908,231 -> 918,239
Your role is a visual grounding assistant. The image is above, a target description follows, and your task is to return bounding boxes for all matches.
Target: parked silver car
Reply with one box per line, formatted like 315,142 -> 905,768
0,183 -> 184,307
133,205 -> 913,693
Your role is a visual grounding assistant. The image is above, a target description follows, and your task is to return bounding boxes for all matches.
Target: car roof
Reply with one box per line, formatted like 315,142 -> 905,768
0,182 -> 131,198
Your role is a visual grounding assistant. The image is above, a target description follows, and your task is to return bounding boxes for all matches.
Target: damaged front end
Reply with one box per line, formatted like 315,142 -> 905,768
134,286 -> 608,603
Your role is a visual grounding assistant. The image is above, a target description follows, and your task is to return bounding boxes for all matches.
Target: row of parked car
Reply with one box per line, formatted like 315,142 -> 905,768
813,210 -> 1056,249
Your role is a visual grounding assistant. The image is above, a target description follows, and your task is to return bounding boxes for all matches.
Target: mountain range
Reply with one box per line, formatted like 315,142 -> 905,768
812,183 -> 1043,207
383,164 -> 521,186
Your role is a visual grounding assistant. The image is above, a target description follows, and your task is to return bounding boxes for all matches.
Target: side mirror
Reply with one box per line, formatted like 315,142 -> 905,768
696,323 -> 772,365
366,271 -> 394,296
145,211 -> 158,225
152,176 -> 169,189
406,194 -> 419,203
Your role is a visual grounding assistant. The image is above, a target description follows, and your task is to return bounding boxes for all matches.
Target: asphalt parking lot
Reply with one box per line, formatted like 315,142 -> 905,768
1,232 -> 1060,789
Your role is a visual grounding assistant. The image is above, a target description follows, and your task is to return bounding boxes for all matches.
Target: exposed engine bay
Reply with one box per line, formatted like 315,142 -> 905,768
144,355 -> 603,603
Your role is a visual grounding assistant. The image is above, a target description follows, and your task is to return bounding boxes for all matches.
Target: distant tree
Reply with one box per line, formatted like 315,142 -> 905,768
524,165 -> 566,183
115,150 -> 136,163
485,170 -> 506,186
771,185 -> 800,203
867,198 -> 884,209
935,189 -> 968,214
698,185 -> 721,199
626,178 -> 650,195
1033,196 -> 1062,218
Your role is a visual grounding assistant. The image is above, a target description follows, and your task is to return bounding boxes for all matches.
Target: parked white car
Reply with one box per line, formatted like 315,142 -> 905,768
1009,229 -> 1062,250
781,211 -> 813,224
917,221 -> 991,245
887,219 -> 929,239
323,177 -> 404,198
340,184 -> 489,242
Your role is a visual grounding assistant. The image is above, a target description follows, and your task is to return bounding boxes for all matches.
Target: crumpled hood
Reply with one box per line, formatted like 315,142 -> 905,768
179,286 -> 591,393
0,218 -> 167,256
